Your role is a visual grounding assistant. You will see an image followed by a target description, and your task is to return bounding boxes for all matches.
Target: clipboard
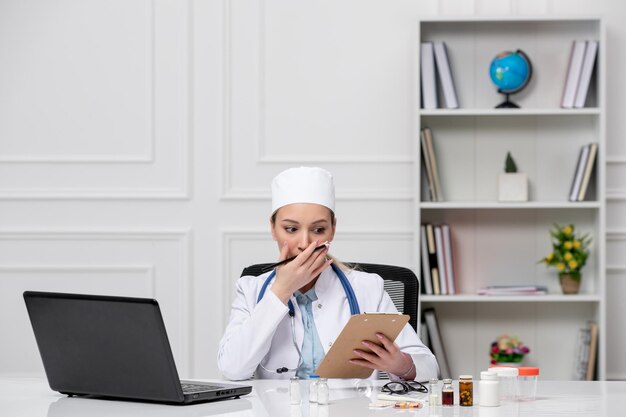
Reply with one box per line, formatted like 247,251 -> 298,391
315,313 -> 410,379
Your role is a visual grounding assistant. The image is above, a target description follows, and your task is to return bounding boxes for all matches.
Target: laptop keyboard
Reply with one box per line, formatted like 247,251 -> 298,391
180,383 -> 222,393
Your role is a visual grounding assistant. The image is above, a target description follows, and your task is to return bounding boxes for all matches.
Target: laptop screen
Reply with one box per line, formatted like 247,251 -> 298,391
24,291 -> 184,403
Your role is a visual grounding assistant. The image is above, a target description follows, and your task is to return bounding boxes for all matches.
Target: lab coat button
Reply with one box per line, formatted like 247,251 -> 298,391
328,342 -> 333,347
318,303 -> 322,309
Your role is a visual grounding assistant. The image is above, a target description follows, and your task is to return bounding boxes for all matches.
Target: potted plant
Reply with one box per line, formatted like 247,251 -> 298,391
490,334 -> 530,366
498,152 -> 528,201
539,224 -> 591,294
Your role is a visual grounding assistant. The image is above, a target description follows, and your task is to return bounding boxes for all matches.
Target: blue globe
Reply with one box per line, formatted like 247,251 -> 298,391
489,50 -> 531,93
489,50 -> 532,108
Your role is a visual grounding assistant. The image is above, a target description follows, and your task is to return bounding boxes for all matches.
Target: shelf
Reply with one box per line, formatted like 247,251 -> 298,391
420,201 -> 601,209
419,16 -> 603,23
420,108 -> 601,117
422,294 -> 602,303
416,16 -> 605,381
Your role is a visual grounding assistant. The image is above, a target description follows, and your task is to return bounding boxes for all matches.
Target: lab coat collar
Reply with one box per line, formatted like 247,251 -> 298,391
313,265 -> 339,299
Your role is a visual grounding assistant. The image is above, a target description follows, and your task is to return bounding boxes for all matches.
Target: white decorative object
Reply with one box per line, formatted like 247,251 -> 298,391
498,173 -> 528,202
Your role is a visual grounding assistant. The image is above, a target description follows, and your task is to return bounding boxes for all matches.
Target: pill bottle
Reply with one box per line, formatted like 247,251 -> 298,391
317,378 -> 329,405
489,366 -> 519,402
459,375 -> 473,406
517,367 -> 539,401
308,375 -> 320,403
429,378 -> 442,406
479,371 -> 500,407
442,378 -> 454,406
289,377 -> 301,405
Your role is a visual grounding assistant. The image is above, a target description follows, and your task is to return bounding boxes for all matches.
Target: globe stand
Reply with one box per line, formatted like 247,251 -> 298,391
495,92 -> 520,109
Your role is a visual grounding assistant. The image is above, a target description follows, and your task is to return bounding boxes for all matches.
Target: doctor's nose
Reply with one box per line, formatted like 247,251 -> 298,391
297,233 -> 313,251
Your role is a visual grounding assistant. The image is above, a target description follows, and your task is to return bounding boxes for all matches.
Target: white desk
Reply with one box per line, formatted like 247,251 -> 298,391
2,377 -> 625,417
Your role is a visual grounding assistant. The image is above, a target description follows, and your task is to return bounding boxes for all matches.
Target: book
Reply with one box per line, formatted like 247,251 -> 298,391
561,40 -> 587,108
420,129 -> 437,201
420,319 -> 431,350
433,41 -> 459,109
573,326 -> 590,380
420,225 -> 433,295
574,40 -> 599,108
577,142 -> 598,201
441,224 -> 455,295
477,285 -> 548,296
425,224 -> 440,295
586,321 -> 599,380
420,42 -> 438,109
423,308 -> 451,379
423,128 -> 443,201
569,144 -> 590,202
434,225 -> 448,295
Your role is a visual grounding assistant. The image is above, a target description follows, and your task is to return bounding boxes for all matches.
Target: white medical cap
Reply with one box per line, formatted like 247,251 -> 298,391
271,167 -> 335,214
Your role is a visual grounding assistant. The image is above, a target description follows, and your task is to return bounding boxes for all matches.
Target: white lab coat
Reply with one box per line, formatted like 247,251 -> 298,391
218,266 -> 439,381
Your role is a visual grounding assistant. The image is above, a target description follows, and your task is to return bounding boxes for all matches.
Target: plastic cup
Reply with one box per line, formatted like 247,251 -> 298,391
517,367 -> 539,401
488,366 -> 519,402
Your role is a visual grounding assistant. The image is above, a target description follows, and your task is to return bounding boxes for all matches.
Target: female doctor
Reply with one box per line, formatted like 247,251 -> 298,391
218,167 -> 438,381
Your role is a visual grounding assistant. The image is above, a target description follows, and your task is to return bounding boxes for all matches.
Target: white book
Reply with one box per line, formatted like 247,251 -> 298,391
561,40 -> 587,108
586,321 -> 599,380
569,144 -> 590,202
573,327 -> 590,380
434,225 -> 448,295
578,142 -> 598,201
420,321 -> 430,349
424,308 -> 451,379
574,40 -> 599,108
420,225 -> 433,295
442,224 -> 455,295
433,41 -> 459,109
420,42 -> 438,109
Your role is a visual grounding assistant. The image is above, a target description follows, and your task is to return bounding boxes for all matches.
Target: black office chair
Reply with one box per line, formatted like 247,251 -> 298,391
240,262 -> 419,330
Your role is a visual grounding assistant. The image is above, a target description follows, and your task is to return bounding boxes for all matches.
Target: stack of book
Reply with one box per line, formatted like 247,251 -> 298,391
420,127 -> 443,202
568,142 -> 598,201
561,40 -> 599,108
420,41 -> 459,109
477,285 -> 548,296
573,321 -> 598,380
420,223 -> 456,295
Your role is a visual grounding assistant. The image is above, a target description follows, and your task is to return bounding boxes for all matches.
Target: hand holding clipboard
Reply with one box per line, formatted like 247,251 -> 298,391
315,313 -> 410,379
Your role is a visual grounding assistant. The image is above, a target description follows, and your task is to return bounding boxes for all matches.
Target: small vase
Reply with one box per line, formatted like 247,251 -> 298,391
559,272 -> 581,294
498,173 -> 529,202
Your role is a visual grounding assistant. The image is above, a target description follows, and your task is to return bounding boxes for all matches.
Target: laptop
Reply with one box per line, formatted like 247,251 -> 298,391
23,291 -> 252,405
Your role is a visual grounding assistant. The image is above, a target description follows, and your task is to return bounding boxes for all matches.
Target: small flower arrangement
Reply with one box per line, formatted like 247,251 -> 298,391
490,335 -> 530,365
539,224 -> 591,278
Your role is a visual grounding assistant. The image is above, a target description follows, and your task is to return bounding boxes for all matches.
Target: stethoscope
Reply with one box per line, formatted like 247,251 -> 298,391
256,263 -> 360,374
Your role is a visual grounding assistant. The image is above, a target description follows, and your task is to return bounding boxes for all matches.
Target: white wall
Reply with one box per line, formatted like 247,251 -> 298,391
1,0 -> 625,379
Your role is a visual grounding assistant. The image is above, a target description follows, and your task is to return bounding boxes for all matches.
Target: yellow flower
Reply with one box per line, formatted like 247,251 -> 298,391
564,241 -> 573,250
546,253 -> 554,261
564,252 -> 573,261
569,260 -> 578,269
563,226 -> 573,235
556,263 -> 566,271
573,240 -> 581,249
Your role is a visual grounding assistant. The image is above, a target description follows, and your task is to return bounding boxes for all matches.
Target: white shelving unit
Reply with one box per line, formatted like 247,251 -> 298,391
415,17 -> 605,381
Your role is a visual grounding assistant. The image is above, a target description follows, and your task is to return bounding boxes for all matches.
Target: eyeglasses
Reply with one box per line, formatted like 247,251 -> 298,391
381,380 -> 428,394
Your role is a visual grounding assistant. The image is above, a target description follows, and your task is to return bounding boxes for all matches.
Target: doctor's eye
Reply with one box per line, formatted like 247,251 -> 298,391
312,227 -> 326,234
284,227 -> 298,233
